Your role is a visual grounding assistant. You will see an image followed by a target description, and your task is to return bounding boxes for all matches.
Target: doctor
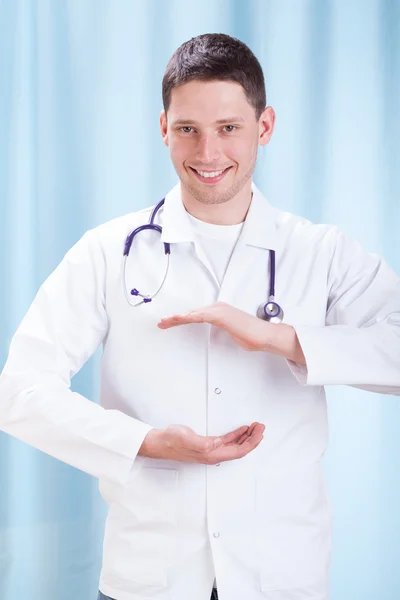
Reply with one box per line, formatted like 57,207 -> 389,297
0,32 -> 400,600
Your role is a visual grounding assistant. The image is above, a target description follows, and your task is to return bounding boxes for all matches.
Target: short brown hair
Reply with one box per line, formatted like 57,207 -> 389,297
162,33 -> 266,121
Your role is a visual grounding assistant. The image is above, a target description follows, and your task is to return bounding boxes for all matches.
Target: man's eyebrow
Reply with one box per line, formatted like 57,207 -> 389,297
170,117 -> 246,126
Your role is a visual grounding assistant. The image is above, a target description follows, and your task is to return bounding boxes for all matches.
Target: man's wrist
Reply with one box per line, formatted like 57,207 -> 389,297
138,428 -> 163,458
262,322 -> 306,366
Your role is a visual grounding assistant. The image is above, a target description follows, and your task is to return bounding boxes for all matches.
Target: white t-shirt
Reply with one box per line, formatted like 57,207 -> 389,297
186,212 -> 244,286
186,211 -> 244,589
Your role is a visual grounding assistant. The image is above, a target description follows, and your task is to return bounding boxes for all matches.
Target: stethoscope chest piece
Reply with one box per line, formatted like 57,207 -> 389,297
257,296 -> 284,323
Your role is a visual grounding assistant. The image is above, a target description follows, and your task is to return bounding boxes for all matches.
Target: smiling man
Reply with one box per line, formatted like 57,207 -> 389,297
162,77 -> 267,223
0,33 -> 399,600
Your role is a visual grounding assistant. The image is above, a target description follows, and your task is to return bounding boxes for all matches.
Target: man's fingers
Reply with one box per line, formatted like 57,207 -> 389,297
218,422 -> 264,447
212,428 -> 264,462
188,425 -> 248,452
158,310 -> 209,329
236,422 -> 262,444
237,431 -> 250,445
236,424 -> 265,454
206,423 -> 265,462
220,425 -> 249,444
227,422 -> 260,445
184,423 -> 265,462
187,426 -> 248,453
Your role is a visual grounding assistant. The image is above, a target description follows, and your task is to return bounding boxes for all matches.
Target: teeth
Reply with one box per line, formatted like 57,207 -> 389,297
196,169 -> 225,178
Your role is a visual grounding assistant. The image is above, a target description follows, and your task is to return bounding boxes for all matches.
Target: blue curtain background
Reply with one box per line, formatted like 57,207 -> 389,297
0,1 -> 399,599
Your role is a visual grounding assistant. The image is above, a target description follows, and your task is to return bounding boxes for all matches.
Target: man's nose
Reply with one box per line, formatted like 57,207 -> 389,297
195,133 -> 221,164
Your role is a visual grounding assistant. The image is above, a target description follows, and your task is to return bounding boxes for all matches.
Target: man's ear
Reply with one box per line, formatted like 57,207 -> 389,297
259,106 -> 275,147
160,110 -> 169,146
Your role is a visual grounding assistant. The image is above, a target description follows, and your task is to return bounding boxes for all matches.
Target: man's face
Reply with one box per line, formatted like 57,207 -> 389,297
160,80 -> 274,206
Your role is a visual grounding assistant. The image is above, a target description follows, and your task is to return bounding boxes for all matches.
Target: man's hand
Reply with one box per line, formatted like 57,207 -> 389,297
158,301 -> 306,364
158,301 -> 270,351
138,423 -> 265,464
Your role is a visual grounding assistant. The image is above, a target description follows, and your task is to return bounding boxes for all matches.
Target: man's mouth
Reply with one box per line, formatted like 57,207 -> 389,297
189,166 -> 232,184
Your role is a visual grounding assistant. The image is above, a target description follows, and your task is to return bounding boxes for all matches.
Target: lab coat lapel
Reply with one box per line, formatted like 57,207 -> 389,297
192,240 -> 221,289
218,183 -> 279,307
160,182 -> 223,289
160,181 -> 279,296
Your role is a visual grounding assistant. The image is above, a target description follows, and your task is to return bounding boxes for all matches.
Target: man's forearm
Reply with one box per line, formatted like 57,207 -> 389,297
262,323 -> 307,366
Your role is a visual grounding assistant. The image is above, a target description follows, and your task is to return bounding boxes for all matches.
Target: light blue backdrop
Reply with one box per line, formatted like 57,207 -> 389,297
0,1 -> 399,599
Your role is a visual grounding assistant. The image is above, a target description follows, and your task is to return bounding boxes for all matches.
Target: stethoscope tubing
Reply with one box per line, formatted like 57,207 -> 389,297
122,198 -> 283,322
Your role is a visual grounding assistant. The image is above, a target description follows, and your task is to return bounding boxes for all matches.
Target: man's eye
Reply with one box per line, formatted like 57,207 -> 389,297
223,125 -> 237,133
180,127 -> 194,133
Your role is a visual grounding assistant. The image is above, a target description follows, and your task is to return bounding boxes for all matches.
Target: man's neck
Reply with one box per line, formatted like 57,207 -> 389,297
181,183 -> 253,226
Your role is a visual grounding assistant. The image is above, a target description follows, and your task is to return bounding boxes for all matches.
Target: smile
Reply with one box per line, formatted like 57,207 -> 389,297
190,166 -> 232,184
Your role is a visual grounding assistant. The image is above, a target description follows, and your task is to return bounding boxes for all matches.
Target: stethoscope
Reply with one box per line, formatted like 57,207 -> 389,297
122,198 -> 284,323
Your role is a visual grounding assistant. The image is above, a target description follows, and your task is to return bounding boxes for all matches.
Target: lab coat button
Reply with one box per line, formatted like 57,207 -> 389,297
214,388 -> 221,395
213,532 -> 220,538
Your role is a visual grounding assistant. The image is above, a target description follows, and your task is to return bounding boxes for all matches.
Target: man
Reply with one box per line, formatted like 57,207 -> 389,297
0,33 -> 399,600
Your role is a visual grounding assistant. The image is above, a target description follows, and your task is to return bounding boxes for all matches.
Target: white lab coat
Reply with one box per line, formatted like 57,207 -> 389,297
0,181 -> 399,600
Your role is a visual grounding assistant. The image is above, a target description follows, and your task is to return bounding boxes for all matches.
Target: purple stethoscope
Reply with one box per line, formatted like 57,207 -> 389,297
122,198 -> 284,323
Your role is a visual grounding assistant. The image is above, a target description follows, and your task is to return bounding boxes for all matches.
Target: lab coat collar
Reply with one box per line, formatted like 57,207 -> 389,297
160,180 -> 278,250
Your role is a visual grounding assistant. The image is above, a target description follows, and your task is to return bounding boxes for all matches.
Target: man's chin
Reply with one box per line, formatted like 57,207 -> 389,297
189,187 -> 236,206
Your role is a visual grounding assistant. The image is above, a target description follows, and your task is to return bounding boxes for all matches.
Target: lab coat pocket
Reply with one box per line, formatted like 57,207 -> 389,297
256,467 -> 331,598
103,466 -> 179,587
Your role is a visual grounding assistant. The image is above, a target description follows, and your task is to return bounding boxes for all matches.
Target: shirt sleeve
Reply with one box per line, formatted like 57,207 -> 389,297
286,228 -> 400,395
0,229 -> 154,485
